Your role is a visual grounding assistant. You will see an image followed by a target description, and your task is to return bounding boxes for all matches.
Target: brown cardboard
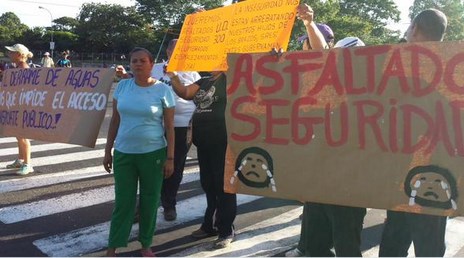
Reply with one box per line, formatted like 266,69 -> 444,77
0,67 -> 114,148
224,41 -> 464,216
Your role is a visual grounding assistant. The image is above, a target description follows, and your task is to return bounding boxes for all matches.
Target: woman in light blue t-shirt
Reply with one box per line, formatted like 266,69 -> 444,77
103,47 -> 176,257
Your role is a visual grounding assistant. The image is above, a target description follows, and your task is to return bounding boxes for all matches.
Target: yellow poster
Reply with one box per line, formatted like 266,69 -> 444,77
168,0 -> 299,72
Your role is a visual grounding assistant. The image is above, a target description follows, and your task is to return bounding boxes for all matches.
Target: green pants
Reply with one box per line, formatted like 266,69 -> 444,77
108,148 -> 166,248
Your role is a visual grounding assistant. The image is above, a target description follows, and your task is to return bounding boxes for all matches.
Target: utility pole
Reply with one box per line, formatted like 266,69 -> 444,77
39,6 -> 55,60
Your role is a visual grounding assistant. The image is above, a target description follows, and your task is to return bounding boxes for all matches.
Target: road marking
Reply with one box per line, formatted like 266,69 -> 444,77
172,206 -> 302,257
0,149 -> 104,170
0,170 -> 200,224
33,193 -> 261,257
361,217 -> 464,257
0,165 -> 107,193
0,138 -> 107,156
0,165 -> 199,194
0,187 -> 115,224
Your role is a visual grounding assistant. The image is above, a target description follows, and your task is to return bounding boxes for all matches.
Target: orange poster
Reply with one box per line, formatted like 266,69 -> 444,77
168,0 -> 299,72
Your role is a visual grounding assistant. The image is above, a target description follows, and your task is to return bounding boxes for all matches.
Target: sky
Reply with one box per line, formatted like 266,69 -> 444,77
0,0 -> 413,33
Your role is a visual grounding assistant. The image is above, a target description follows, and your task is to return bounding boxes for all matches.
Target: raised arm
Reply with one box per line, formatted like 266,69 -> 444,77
167,72 -> 200,100
297,3 -> 328,50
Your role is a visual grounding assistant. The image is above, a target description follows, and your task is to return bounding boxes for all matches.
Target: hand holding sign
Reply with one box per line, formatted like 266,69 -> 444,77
296,3 -> 314,25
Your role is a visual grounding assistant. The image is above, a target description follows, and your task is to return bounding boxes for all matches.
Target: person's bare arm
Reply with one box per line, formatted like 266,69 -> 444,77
297,4 -> 328,50
103,100 -> 120,173
163,107 -> 175,178
167,72 -> 200,100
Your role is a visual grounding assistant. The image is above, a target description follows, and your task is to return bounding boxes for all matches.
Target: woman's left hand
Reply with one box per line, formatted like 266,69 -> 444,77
163,159 -> 174,178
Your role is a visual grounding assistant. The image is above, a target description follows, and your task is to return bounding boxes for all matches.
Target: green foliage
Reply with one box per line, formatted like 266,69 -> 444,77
17,27 -> 47,52
0,12 -> 29,45
409,0 -> 464,41
53,17 -> 80,32
136,0 -> 224,28
53,31 -> 79,53
74,3 -> 155,53
288,0 -> 402,50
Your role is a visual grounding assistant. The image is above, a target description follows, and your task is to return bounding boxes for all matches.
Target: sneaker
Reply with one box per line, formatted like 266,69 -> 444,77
191,227 -> 218,239
6,159 -> 23,169
16,164 -> 34,175
164,208 -> 177,221
285,248 -> 303,257
213,235 -> 234,249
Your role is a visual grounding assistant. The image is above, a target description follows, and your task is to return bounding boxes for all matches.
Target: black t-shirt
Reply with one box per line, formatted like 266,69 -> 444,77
192,73 -> 227,147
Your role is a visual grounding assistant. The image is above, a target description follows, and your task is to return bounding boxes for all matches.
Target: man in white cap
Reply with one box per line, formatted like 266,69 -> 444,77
334,36 -> 365,48
41,52 -> 54,67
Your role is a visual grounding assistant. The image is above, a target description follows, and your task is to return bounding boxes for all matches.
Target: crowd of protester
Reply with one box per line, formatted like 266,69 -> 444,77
1,2 -> 452,257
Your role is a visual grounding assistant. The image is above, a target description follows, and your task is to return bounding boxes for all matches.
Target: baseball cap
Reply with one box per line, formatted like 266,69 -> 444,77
298,23 -> 334,44
5,44 -> 31,55
44,52 -> 50,56
334,37 -> 365,48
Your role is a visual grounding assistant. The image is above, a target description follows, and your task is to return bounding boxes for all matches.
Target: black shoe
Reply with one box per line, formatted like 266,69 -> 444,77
191,227 -> 218,239
164,208 -> 177,221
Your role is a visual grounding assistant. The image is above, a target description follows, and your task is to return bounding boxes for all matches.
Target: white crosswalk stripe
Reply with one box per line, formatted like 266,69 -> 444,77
1,136 -> 464,257
33,194 -> 262,257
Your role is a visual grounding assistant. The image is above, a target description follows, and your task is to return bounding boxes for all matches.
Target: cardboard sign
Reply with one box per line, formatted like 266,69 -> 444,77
224,41 -> 464,216
168,0 -> 299,72
0,67 -> 114,148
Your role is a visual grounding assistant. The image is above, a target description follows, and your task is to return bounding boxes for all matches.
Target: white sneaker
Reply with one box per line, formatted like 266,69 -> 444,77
285,248 -> 303,257
16,164 -> 34,175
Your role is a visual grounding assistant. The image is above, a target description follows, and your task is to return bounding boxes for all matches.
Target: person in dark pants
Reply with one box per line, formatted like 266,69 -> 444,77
160,125 -> 190,219
379,10 -> 449,257
380,211 -> 447,256
303,203 -> 367,257
154,40 -> 201,221
168,70 -> 237,249
289,37 -> 367,258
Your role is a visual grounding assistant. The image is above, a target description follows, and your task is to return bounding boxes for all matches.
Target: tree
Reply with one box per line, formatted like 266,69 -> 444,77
135,0 -> 224,28
0,12 -> 29,45
17,27 -> 48,54
288,0 -> 401,50
409,0 -> 464,41
74,3 -> 155,54
53,17 -> 79,32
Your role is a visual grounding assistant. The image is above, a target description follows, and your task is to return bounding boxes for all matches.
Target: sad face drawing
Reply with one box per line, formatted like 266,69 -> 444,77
230,147 -> 276,192
404,165 -> 458,210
